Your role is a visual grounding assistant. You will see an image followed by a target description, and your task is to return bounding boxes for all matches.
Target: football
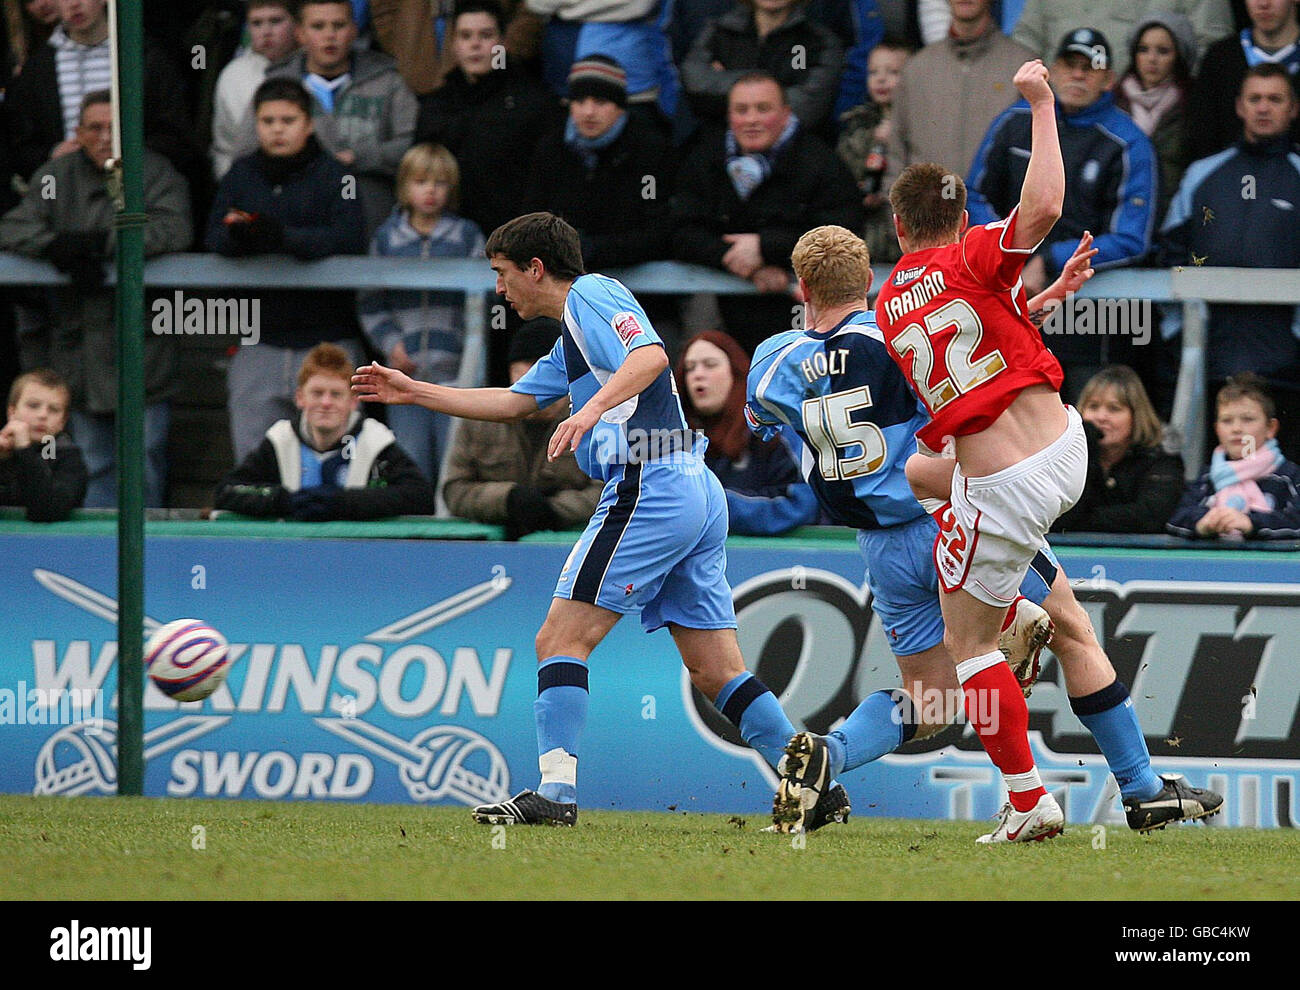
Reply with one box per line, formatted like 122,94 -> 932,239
144,619 -> 231,702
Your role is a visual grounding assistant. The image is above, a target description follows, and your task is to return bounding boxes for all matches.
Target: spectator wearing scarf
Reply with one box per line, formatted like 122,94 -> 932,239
1167,374 -> 1300,540
524,54 -> 675,269
670,72 -> 863,353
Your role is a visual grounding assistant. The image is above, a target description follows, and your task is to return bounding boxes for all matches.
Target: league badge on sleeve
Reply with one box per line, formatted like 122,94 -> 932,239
612,311 -> 645,348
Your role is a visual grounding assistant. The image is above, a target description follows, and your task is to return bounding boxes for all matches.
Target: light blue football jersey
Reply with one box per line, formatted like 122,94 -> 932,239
510,274 -> 691,482
745,309 -> 930,530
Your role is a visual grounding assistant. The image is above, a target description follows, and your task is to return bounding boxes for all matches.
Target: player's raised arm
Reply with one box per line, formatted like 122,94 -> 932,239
1010,60 -> 1064,251
351,363 -> 539,422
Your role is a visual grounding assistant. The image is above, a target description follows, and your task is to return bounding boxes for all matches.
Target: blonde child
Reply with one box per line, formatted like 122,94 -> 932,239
1167,374 -> 1300,539
358,143 -> 485,487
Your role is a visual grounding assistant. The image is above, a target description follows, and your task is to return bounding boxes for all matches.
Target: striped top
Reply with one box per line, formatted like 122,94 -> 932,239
51,27 -> 112,139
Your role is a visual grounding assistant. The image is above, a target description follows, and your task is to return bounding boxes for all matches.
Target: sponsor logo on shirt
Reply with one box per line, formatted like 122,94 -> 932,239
892,265 -> 927,286
612,311 -> 644,347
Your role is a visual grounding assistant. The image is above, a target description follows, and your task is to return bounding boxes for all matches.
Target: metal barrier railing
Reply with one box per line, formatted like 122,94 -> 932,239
2,253 -> 1296,481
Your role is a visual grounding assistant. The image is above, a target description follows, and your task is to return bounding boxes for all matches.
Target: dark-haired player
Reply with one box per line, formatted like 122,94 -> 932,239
353,212 -> 829,827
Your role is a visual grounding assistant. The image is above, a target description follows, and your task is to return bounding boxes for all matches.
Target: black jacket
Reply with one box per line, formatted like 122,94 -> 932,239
214,416 -> 435,520
205,138 -> 366,349
1053,423 -> 1185,534
1186,34 -> 1300,166
680,5 -> 845,131
0,431 -> 87,522
1158,134 -> 1300,382
670,124 -> 863,272
415,65 -> 560,236
524,114 -> 675,270
5,37 -> 198,181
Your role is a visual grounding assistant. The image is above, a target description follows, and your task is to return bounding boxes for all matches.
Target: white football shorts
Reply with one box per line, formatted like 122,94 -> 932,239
935,406 -> 1087,607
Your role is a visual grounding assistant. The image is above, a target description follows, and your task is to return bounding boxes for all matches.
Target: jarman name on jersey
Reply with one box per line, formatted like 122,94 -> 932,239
882,270 -> 947,323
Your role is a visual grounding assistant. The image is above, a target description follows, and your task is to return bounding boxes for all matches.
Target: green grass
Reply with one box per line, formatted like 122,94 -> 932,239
1,795 -> 1297,900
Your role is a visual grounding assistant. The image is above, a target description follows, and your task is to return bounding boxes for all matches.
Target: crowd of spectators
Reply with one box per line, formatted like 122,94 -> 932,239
0,0 -> 1297,542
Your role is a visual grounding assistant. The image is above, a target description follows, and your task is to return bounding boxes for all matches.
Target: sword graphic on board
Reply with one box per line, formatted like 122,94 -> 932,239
33,568 -> 512,643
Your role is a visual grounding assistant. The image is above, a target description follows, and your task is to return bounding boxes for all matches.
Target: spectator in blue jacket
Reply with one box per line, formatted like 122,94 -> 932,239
675,330 -> 819,534
1167,373 -> 1300,540
967,28 -> 1158,399
206,77 -> 368,462
1159,63 -> 1300,463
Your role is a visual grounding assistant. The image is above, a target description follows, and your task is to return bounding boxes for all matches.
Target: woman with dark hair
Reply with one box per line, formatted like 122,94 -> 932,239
675,330 -> 819,535
1052,365 -> 1185,534
1113,12 -> 1195,220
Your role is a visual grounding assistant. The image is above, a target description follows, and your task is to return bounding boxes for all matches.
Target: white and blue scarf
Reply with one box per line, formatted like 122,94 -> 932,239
725,113 -> 800,201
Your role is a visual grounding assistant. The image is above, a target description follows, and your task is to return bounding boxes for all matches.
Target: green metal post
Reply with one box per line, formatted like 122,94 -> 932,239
114,0 -> 147,795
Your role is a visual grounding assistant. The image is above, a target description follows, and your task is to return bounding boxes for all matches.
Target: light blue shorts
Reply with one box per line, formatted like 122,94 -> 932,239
554,456 -> 737,634
858,514 -> 1059,657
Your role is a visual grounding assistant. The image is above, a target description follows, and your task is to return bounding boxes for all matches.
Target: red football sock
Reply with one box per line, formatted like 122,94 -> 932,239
957,652 -> 1045,813
1000,596 -> 1025,633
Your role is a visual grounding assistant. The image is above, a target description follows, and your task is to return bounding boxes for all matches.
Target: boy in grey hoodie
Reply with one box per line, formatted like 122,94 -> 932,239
264,0 -> 419,237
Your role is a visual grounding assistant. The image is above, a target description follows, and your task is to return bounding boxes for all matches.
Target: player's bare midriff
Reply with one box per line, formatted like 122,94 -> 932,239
953,384 -> 1069,477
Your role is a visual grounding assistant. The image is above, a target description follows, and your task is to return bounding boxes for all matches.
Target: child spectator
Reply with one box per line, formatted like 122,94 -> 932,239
1113,13 -> 1195,222
358,143 -> 485,487
675,330 -> 819,535
1167,373 -> 1300,540
837,35 -> 911,267
206,77 -> 367,464
1052,365 -> 1184,534
210,0 -> 299,180
0,368 -> 86,521
213,343 -> 435,520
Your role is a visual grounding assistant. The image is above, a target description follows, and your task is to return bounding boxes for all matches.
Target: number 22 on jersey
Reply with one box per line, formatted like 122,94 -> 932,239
890,299 -> 1006,412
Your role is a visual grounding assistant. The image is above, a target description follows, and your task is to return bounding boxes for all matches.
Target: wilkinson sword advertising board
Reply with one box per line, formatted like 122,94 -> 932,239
1,534 -> 1296,826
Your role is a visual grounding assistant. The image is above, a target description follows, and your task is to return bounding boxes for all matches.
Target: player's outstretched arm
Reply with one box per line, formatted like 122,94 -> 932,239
351,363 -> 538,422
1010,59 -> 1064,252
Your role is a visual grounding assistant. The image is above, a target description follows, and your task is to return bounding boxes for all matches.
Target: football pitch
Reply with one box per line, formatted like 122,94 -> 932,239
2,794 -> 1298,900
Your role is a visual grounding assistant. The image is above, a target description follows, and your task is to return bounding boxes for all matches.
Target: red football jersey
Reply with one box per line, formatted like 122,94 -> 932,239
875,207 -> 1063,451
